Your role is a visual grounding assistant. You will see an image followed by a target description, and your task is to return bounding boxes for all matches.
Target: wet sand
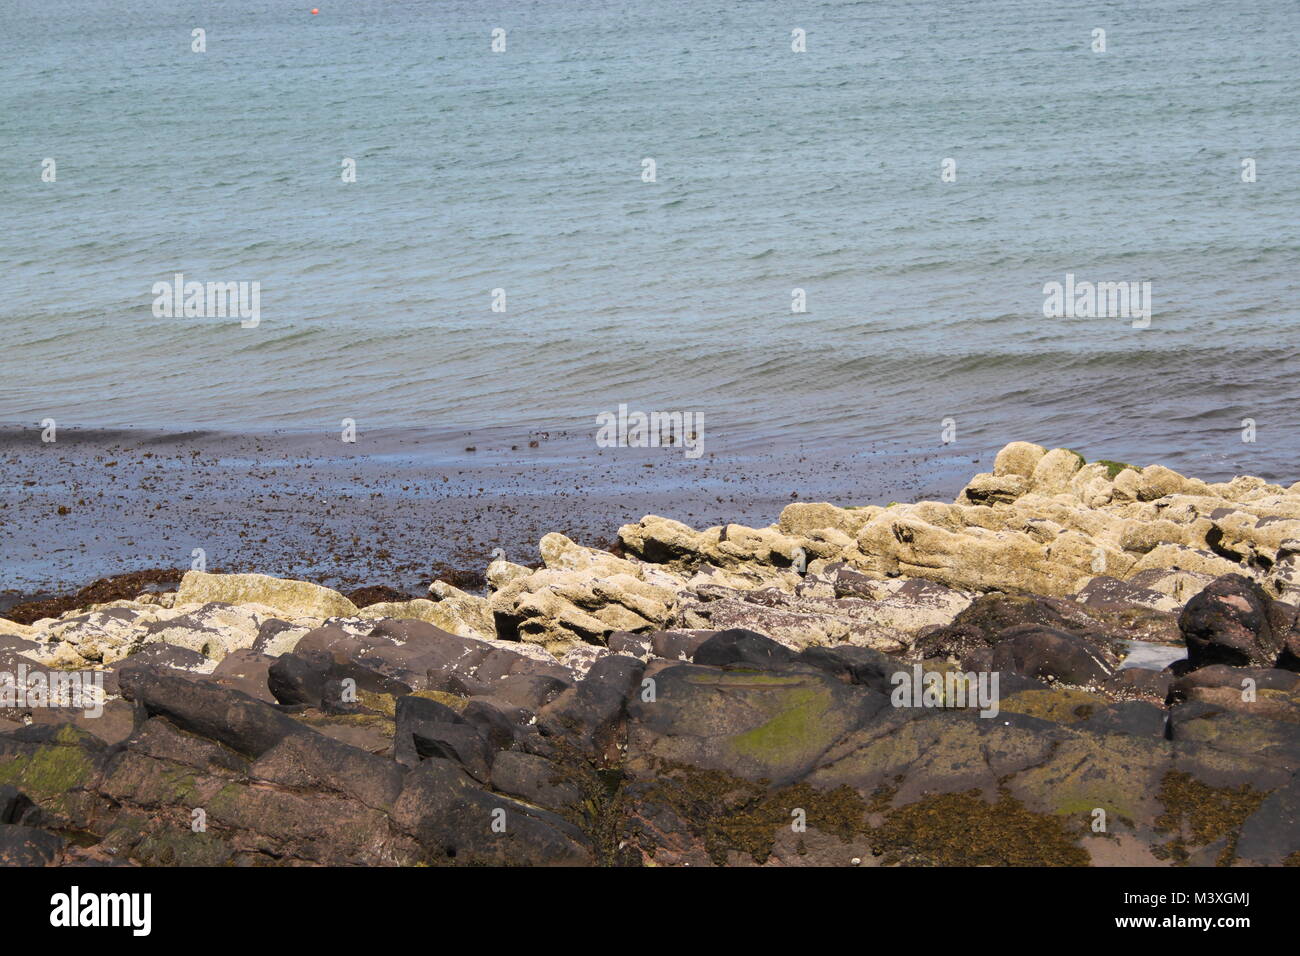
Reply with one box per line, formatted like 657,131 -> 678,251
0,425 -> 979,603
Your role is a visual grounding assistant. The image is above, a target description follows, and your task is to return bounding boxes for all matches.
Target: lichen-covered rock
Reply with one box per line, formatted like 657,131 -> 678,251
489,537 -> 682,656
174,571 -> 357,619
362,587 -> 496,642
993,441 -> 1047,478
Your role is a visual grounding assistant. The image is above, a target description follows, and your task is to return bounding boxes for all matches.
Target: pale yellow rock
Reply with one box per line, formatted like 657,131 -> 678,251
259,625 -> 311,657
686,564 -> 805,592
777,502 -> 876,538
489,564 -> 678,656
1124,545 -> 1243,581
1128,568 -> 1218,603
993,441 -> 1048,478
1028,448 -> 1084,495
1111,468 -> 1142,501
37,642 -> 87,669
174,571 -> 357,620
617,515 -> 704,568
359,597 -> 495,641
958,473 -> 1026,505
1119,519 -> 1195,554
714,524 -> 804,566
0,618 -> 36,639
1224,476 -> 1268,500
1135,464 -> 1188,501
487,559 -> 532,591
796,526 -> 857,563
1211,513 -> 1300,562
539,533 -> 640,576
143,602 -> 278,662
854,512 -> 1093,596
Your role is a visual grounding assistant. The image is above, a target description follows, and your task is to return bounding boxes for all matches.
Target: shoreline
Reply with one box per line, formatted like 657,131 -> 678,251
0,424 -> 981,599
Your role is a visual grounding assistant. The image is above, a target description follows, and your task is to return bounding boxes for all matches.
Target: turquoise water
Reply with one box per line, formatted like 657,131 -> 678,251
3,0 -> 1298,479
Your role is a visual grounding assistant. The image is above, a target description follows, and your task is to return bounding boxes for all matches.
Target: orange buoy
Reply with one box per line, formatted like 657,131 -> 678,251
311,7 -> 319,13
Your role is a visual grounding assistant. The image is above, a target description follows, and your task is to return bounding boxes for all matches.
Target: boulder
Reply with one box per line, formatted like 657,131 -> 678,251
174,571 -> 357,619
1179,574 -> 1284,669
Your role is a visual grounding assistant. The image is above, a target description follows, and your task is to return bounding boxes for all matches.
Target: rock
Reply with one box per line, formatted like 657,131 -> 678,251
607,631 -> 653,658
693,629 -> 796,669
0,620 -> 37,641
1125,545 -> 1243,582
0,823 -> 63,866
1076,700 -> 1167,738
118,667 -> 307,757
678,580 -> 968,654
0,785 -> 35,824
1235,775 -> 1300,866
1073,576 -> 1179,614
365,585 -> 495,641
1179,574 -> 1284,669
777,502 -> 874,538
393,696 -> 492,782
558,643 -> 610,676
249,731 -> 406,809
267,649 -> 337,707
487,559 -> 532,591
915,591 -> 1158,663
959,473 -> 1027,505
174,571 -> 357,619
1028,448 -> 1084,495
537,655 -> 645,763
625,661 -> 878,788
394,694 -> 466,765
490,752 -> 585,811
392,759 -> 593,866
140,602 -> 272,662
1263,542 -> 1300,606
794,644 -> 903,694
30,605 -> 159,665
208,648 -> 277,703
652,629 -> 715,661
490,560 -> 678,656
989,625 -> 1120,686
1103,667 -> 1174,703
994,441 -> 1048,478
1127,567 -> 1219,604
101,643 -> 211,695
1136,464 -> 1188,501
252,618 -> 310,657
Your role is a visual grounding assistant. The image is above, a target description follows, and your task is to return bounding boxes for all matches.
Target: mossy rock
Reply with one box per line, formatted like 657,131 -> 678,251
1000,688 -> 1105,724
132,826 -> 233,866
1094,460 -> 1142,479
1153,770 -> 1267,865
642,764 -> 870,866
873,787 -> 1090,866
0,725 -> 99,799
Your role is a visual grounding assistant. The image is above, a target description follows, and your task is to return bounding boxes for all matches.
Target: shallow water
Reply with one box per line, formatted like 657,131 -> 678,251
1118,639 -> 1186,672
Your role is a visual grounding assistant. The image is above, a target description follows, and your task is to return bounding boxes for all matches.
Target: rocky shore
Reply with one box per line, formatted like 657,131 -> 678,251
2,441 -> 1298,866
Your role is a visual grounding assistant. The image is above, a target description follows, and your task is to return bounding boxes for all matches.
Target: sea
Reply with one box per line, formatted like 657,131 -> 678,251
3,0 -> 1299,482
